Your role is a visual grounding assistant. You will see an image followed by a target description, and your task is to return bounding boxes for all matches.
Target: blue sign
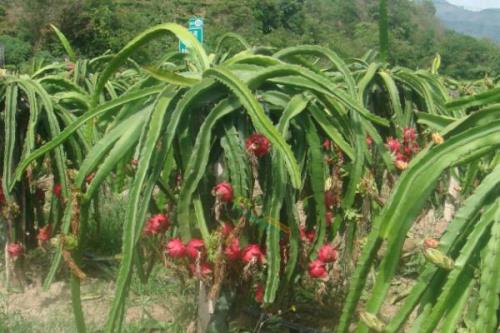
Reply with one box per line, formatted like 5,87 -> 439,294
179,17 -> 204,53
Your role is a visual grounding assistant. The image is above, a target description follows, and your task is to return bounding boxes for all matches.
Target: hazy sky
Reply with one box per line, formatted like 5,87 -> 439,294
448,0 -> 500,10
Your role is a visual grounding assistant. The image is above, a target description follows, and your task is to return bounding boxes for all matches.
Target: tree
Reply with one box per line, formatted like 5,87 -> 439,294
0,35 -> 31,66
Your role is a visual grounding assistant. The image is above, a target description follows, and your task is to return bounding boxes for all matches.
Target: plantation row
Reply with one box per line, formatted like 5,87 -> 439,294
1,24 -> 499,332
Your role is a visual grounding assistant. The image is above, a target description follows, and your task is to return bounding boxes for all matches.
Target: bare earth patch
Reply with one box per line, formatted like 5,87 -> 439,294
0,276 -> 175,332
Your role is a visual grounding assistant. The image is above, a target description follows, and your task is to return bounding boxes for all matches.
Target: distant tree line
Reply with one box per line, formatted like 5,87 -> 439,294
0,0 -> 499,79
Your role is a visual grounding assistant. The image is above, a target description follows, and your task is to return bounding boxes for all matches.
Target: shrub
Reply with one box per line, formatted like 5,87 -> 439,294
0,35 -> 31,66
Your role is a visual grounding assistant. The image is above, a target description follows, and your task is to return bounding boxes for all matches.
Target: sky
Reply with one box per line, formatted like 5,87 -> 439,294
447,0 -> 500,11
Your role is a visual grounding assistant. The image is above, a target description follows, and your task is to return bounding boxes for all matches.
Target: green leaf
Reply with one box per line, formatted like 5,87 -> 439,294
50,24 -> 77,62
93,23 -> 209,105
2,84 -> 18,196
205,67 -> 302,189
304,116 -> 327,254
105,87 -> 178,332
415,112 -> 456,131
384,164 -> 500,332
474,201 -> 500,333
142,65 -> 200,87
446,86 -> 500,111
419,200 -> 498,333
12,85 -> 163,188
338,118 -> 500,333
76,111 -> 147,187
177,98 -> 241,240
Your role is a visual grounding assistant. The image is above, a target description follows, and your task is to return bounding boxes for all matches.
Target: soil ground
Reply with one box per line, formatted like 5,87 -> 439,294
0,204 -> 450,333
0,262 -> 192,333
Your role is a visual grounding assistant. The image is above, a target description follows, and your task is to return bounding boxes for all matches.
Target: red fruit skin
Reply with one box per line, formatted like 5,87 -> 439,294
322,139 -> 331,151
37,224 -> 52,242
7,243 -> 23,257
186,239 -> 206,260
386,137 -> 401,154
241,244 -> 265,264
213,182 -> 233,203
245,133 -> 271,157
396,152 -> 407,162
308,259 -> 327,279
221,223 -> 234,237
255,284 -> 264,303
131,159 -> 139,166
403,127 -> 416,143
299,227 -> 316,243
404,145 -> 412,156
324,191 -> 335,208
366,136 -> 373,146
166,238 -> 186,258
224,239 -> 240,261
318,244 -> 337,263
143,214 -> 170,236
53,183 -> 62,200
188,262 -> 212,278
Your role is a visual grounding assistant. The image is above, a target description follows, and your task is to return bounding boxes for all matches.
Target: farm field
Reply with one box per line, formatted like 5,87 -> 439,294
1,1 -> 500,332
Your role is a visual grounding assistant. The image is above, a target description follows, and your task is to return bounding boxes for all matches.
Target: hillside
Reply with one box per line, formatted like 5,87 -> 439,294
1,0 -> 500,79
433,0 -> 500,42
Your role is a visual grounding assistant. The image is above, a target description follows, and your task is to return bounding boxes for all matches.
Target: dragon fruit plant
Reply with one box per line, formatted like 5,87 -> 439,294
2,23 -> 499,333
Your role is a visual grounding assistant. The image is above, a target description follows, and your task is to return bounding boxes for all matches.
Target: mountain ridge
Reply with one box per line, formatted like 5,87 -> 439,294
433,0 -> 500,42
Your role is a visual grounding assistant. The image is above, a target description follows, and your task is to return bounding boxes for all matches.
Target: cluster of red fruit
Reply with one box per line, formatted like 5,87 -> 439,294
166,237 -> 268,272
165,233 -> 267,301
165,238 -> 213,277
7,225 -> 52,258
160,134 -> 271,297
386,127 -> 419,170
300,226 -> 316,243
3,176 -> 53,257
225,239 -> 266,264
308,244 -> 338,279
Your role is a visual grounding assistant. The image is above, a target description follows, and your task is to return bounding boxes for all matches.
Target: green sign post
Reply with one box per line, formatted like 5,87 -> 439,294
179,17 -> 204,53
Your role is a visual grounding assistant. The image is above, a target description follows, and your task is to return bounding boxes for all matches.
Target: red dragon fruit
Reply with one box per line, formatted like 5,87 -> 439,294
224,238 -> 241,261
245,133 -> 271,157
241,244 -> 265,264
7,243 -> 23,258
318,244 -> 338,263
308,259 -> 327,279
165,238 -> 186,258
212,182 -> 233,203
186,239 -> 206,260
143,214 -> 170,236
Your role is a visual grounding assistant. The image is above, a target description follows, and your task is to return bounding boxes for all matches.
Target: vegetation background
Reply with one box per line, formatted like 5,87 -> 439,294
1,0 -> 500,79
1,1 -> 500,332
